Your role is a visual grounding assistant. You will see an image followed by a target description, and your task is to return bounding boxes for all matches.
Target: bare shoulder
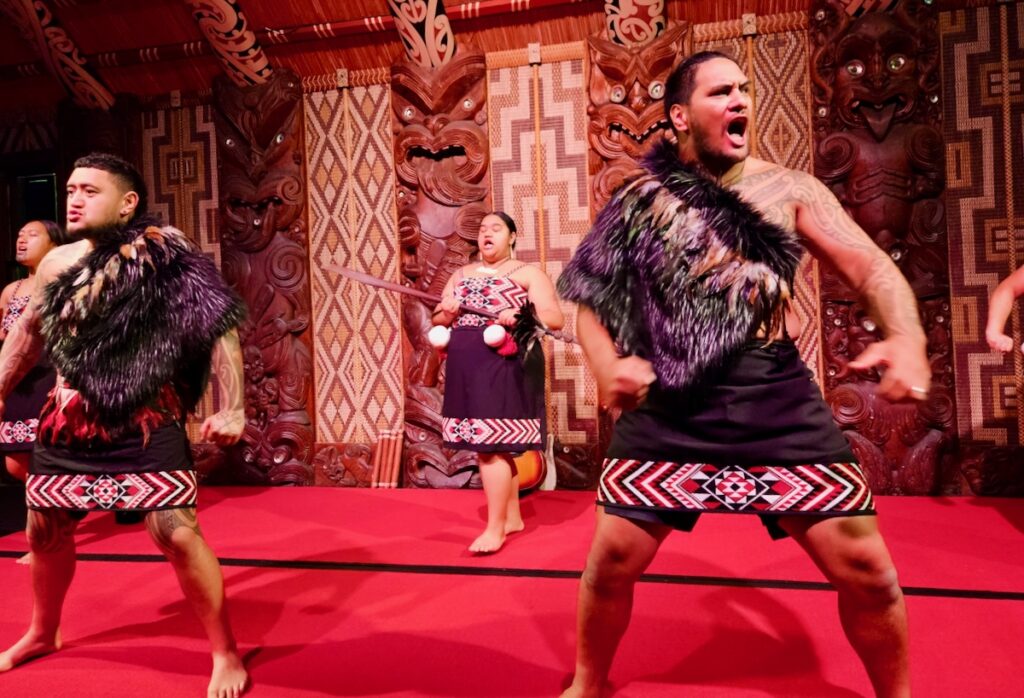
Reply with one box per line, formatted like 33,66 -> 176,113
37,240 -> 90,283
731,158 -> 811,232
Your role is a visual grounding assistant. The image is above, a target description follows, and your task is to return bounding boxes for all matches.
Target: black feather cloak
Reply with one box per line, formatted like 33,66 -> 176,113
40,215 -> 246,430
557,138 -> 804,390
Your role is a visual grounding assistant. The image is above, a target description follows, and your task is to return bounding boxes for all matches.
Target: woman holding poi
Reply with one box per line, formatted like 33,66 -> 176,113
431,212 -> 564,553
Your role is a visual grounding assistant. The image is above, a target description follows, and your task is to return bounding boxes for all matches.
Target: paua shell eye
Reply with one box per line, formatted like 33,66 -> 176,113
648,81 -> 665,99
610,85 -> 626,103
845,60 -> 865,77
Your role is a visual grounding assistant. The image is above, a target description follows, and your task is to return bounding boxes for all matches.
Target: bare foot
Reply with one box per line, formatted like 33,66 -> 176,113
0,629 -> 61,672
468,528 -> 506,554
207,650 -> 248,698
15,552 -> 31,565
559,682 -> 604,698
504,517 -> 525,535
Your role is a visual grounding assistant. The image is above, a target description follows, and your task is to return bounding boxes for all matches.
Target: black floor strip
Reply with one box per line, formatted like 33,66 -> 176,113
2,549 -> 1023,601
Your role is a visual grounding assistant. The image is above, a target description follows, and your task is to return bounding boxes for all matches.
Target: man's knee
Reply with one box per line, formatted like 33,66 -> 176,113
834,544 -> 903,608
146,508 -> 202,557
582,540 -> 650,595
26,509 -> 77,554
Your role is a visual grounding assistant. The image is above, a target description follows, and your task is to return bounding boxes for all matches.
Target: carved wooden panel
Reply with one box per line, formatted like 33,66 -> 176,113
811,0 -> 957,494
587,22 -> 690,211
391,50 -> 490,488
212,69 -> 315,485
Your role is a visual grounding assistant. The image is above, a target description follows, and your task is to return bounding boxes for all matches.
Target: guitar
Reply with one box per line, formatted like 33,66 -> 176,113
515,450 -> 545,491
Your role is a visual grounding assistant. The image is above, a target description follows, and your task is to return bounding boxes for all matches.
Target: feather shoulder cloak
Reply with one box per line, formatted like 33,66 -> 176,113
40,215 -> 246,429
557,138 -> 804,390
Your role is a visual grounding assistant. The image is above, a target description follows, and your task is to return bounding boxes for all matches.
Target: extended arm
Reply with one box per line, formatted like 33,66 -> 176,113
200,328 -> 245,445
795,174 -> 930,400
985,266 -> 1024,352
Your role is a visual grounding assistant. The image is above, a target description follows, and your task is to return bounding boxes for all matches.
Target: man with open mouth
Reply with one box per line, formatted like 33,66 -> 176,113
559,50 -> 929,698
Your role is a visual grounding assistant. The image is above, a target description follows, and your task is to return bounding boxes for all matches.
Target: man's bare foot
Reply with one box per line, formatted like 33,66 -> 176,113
469,528 -> 506,554
208,650 -> 248,698
16,552 -> 31,565
559,681 -> 604,698
504,517 -> 525,535
0,629 -> 61,672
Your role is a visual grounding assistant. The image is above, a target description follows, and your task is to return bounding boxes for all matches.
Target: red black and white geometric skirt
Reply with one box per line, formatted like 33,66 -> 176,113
441,326 -> 545,453
27,423 -> 196,513
600,341 -> 873,538
0,356 -> 54,453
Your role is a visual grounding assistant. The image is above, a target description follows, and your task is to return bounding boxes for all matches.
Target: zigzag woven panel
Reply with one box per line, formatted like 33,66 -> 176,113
598,458 -> 874,514
304,85 -> 404,445
753,29 -> 822,385
27,470 -> 198,511
942,4 -> 1024,446
141,105 -> 222,439
487,60 -> 601,458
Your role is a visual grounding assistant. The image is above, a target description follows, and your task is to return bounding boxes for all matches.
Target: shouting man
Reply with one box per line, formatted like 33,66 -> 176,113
558,52 -> 929,697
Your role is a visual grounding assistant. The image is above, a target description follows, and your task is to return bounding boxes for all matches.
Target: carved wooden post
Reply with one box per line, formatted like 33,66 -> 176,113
810,0 -> 957,494
391,51 -> 490,488
587,23 -> 689,210
212,69 -> 315,485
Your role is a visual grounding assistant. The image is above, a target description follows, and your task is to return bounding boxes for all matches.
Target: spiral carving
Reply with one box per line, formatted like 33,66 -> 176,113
213,68 -> 314,485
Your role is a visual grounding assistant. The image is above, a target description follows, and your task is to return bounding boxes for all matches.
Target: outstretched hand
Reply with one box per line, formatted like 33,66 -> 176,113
200,408 -> 245,446
848,337 -> 931,402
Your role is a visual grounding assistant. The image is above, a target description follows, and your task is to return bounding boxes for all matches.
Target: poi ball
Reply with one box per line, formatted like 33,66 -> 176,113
483,324 -> 507,347
428,325 -> 451,348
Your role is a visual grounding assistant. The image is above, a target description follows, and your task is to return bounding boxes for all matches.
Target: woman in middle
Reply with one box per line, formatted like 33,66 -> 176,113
433,211 -> 564,553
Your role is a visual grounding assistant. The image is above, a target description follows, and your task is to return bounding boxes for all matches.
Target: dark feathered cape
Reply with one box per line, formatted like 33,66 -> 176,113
558,139 -> 803,390
40,215 -> 246,428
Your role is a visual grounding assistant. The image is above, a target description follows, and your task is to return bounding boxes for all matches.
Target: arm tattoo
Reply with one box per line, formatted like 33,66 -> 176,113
0,304 -> 45,400
794,175 -> 924,342
212,329 -> 244,413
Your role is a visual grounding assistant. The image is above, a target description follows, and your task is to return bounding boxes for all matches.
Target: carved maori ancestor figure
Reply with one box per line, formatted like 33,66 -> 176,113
392,51 -> 491,488
587,22 -> 689,210
812,1 -> 957,494
212,69 -> 315,485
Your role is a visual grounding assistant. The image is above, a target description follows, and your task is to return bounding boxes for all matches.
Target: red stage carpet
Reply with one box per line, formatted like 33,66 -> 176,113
0,488 -> 1020,697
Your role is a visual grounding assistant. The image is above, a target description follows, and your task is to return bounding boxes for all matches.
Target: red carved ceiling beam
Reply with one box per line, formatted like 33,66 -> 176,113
386,0 -> 456,68
184,0 -> 273,86
1,0 -> 593,80
0,0 -> 114,108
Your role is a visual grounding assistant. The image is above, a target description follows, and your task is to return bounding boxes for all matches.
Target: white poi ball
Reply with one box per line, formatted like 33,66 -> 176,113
483,324 -> 507,347
428,325 -> 451,348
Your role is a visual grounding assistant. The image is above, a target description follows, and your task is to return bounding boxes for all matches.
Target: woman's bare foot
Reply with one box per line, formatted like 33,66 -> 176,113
207,650 -> 248,698
469,527 -> 506,554
0,629 -> 61,672
504,517 -> 525,535
15,552 -> 31,565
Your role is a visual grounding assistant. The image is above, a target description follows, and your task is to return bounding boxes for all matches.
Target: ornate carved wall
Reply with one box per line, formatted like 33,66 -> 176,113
140,104 -> 223,453
212,69 -> 315,485
811,0 -> 958,495
942,2 -> 1024,495
587,22 -> 689,210
391,51 -> 491,488
488,55 -> 600,488
304,84 -> 405,487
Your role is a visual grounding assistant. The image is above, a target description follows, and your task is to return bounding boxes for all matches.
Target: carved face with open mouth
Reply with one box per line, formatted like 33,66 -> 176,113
587,24 -> 688,161
833,13 -> 918,141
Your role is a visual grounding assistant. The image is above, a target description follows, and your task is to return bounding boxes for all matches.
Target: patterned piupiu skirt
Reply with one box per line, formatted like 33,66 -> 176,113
442,325 -> 545,453
0,355 -> 55,453
600,340 -> 874,539
26,384 -> 196,514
